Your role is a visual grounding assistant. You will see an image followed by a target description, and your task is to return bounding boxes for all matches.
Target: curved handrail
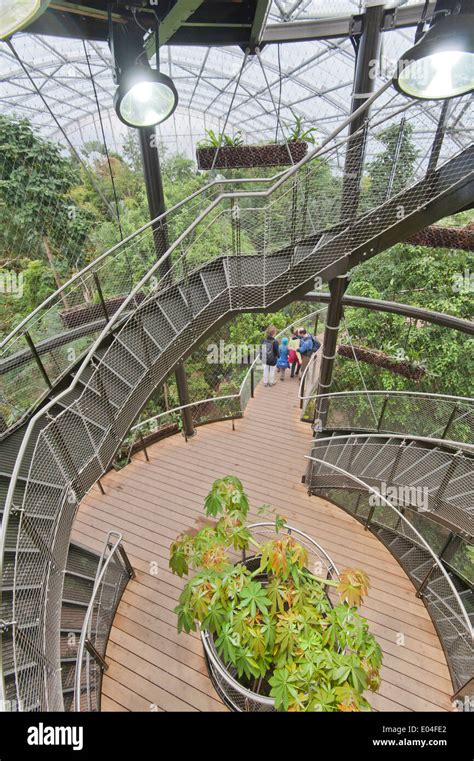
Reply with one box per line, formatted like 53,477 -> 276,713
0,79 -> 392,355
301,389 -> 474,404
305,456 -> 474,640
310,431 -> 474,453
129,308 -> 327,438
73,531 -> 126,712
1,80 -> 471,710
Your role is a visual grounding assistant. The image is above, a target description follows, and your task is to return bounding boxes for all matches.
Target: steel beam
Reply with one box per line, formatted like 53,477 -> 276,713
262,3 -> 435,44
303,293 -> 474,336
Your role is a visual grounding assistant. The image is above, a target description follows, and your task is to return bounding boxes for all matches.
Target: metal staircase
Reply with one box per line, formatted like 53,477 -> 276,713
1,87 -> 473,711
306,431 -> 474,695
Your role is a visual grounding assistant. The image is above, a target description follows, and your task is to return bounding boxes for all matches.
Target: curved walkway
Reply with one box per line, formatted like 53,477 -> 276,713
72,377 -> 454,712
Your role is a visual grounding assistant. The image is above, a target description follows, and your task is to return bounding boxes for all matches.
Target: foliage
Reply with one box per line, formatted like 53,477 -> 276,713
287,113 -> 317,145
363,121 -> 418,210
198,129 -> 244,149
170,477 -> 382,712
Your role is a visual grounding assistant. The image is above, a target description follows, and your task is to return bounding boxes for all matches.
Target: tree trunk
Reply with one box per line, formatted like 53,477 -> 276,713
42,237 -> 70,310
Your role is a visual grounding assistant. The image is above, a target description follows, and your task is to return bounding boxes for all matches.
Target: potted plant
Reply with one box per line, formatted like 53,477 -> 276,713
196,116 -> 317,170
170,476 -> 382,712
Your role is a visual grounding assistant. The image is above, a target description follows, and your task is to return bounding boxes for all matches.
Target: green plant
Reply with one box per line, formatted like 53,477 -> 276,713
287,113 -> 317,145
198,129 -> 244,149
170,476 -> 382,712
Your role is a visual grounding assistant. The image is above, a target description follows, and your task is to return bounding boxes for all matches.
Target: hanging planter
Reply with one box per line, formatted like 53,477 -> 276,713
337,344 -> 426,381
196,141 -> 308,170
60,293 -> 146,330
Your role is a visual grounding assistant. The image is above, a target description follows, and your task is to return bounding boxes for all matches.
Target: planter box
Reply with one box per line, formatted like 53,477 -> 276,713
60,293 -> 146,330
337,344 -> 425,381
196,141 -> 308,170
200,523 -> 338,712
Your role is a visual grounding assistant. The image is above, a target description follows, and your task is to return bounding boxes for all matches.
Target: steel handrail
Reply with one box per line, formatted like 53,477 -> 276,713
73,531 -> 125,712
0,80 -> 467,708
130,308 -> 327,436
305,456 -> 474,640
310,431 -> 474,453
300,389 -> 474,403
0,79 -> 392,353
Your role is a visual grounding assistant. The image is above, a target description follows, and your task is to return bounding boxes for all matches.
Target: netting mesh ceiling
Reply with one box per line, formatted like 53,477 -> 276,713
0,1 -> 472,161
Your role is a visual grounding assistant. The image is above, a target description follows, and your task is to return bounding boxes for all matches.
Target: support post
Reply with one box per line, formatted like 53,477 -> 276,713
25,331 -> 53,390
314,3 -> 384,436
175,362 -> 195,439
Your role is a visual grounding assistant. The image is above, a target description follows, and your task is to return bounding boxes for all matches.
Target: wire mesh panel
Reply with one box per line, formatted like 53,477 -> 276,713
306,463 -> 474,694
1,83 -> 473,713
74,533 -> 133,712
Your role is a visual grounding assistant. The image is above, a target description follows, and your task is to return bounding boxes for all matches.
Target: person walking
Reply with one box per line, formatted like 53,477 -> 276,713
276,336 -> 290,381
261,326 -> 279,387
298,327 -> 320,374
288,328 -> 302,378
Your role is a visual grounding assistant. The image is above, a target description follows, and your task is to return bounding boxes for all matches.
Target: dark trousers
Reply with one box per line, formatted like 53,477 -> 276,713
290,361 -> 300,378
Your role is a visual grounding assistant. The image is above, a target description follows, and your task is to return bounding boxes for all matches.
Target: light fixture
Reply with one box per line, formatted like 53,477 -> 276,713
0,0 -> 50,40
114,66 -> 178,128
393,12 -> 474,99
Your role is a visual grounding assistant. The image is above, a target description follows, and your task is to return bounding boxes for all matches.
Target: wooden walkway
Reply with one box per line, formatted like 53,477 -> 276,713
72,375 -> 454,712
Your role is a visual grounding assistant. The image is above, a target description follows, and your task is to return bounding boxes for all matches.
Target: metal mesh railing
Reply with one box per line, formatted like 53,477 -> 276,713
73,532 -> 133,712
120,308 -> 327,460
309,432 -> 474,537
305,458 -> 473,694
1,82 -> 473,712
301,390 -> 474,444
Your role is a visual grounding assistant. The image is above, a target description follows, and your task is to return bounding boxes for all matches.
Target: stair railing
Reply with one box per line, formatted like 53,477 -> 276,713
1,83 -> 472,710
299,390 -> 474,442
122,308 -> 327,460
73,531 -> 134,712
306,455 -> 473,692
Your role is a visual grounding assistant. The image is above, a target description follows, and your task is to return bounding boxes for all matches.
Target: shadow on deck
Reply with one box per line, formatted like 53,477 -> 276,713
72,376 -> 454,712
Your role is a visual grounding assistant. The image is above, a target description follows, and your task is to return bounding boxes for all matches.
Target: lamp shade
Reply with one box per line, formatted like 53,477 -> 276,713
0,0 -> 50,39
114,67 -> 178,128
393,14 -> 474,99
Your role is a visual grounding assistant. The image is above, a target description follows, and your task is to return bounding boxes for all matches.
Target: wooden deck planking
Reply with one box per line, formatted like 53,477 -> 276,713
72,375 -> 454,712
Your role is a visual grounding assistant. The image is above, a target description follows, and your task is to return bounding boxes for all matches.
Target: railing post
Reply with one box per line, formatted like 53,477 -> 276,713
175,362 -> 195,439
117,542 -> 135,579
92,271 -> 110,325
300,374 -> 305,410
441,404 -> 458,440
85,639 -> 109,672
25,331 -> 53,390
377,395 -> 389,432
250,367 -> 255,398
139,433 -> 150,462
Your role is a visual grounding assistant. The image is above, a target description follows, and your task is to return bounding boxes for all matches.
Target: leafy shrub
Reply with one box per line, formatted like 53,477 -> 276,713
170,476 -> 382,711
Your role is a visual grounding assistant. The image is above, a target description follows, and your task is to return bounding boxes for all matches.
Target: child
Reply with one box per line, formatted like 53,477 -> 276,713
261,326 -> 279,387
276,336 -> 290,381
288,330 -> 302,378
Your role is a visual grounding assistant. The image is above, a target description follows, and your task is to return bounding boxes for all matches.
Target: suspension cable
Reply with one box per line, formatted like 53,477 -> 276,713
83,40 -> 124,241
6,39 -> 118,227
210,49 -> 249,171
256,47 -> 294,165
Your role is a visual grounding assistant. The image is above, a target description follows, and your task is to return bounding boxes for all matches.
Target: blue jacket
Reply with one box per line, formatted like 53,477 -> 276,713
277,344 -> 290,368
